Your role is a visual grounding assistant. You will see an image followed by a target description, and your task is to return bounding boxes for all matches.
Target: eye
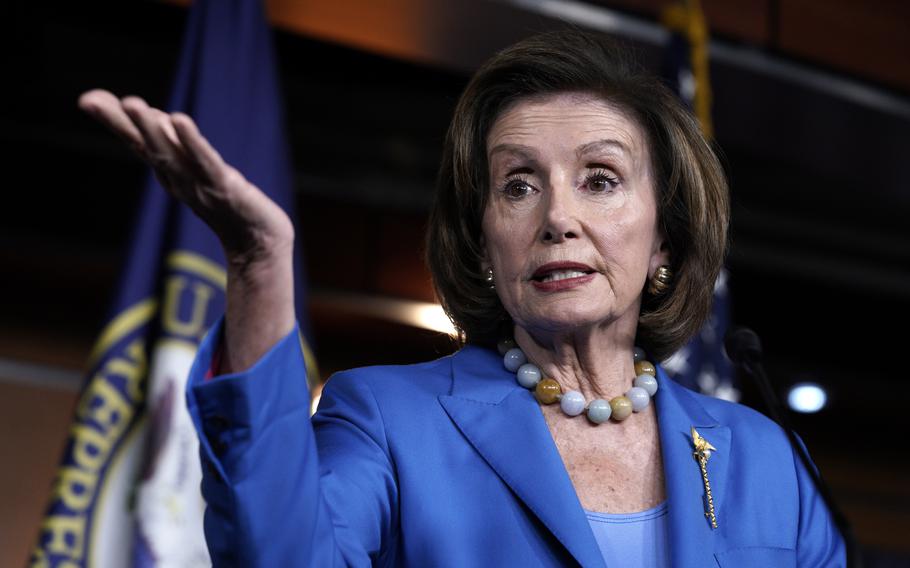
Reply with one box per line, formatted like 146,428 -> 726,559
500,175 -> 536,200
584,169 -> 620,193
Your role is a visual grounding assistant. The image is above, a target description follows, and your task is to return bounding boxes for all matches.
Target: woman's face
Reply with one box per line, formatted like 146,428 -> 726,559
481,92 -> 668,339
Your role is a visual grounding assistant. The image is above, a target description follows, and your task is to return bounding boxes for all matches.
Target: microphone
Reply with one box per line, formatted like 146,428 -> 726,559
724,327 -> 862,568
723,326 -> 762,365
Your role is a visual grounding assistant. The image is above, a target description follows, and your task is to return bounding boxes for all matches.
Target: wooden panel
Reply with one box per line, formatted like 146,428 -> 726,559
0,326 -> 92,371
267,0 -> 433,64
165,0 -> 907,90
816,454 -> 910,551
299,198 -> 372,292
595,0 -> 771,44
163,0 -> 438,65
702,0 -> 770,45
374,212 -> 435,302
778,0 -> 910,91
0,382 -> 78,567
299,197 -> 435,302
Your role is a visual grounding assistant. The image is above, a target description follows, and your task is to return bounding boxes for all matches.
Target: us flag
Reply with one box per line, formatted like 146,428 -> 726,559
658,0 -> 737,401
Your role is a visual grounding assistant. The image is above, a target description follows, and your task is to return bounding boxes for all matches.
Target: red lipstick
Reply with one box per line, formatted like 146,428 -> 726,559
530,262 -> 597,292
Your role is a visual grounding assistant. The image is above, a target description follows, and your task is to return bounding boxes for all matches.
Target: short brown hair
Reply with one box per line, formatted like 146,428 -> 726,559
426,30 -> 729,361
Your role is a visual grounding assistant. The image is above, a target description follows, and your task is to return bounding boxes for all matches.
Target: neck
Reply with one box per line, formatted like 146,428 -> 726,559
513,320 -> 640,401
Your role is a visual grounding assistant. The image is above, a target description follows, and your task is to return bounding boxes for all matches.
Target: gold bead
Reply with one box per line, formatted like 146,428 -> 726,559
610,396 -> 633,421
634,360 -> 656,377
535,378 -> 562,404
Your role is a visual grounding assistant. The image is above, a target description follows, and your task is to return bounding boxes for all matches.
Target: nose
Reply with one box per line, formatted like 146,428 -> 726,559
540,183 -> 580,244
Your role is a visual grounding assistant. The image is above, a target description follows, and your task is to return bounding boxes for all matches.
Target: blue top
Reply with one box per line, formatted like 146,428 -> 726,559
186,319 -> 846,567
586,502 -> 670,567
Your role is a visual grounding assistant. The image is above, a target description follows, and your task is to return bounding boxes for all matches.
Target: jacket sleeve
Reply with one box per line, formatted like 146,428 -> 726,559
793,436 -> 847,567
185,317 -> 398,567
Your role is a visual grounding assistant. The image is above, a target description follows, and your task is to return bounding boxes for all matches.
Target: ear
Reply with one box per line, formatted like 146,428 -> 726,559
648,231 -> 671,276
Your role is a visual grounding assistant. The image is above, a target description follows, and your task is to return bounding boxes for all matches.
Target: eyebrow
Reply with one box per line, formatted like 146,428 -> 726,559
488,143 -> 537,160
575,139 -> 630,158
488,139 -> 631,160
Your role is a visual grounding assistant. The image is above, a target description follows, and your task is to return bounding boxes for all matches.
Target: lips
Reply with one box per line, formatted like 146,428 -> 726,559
531,262 -> 597,283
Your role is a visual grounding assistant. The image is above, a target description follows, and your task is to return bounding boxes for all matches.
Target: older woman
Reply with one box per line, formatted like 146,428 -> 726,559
81,31 -> 844,567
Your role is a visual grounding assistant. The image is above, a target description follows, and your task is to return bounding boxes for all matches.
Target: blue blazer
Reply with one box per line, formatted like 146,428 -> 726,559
187,321 -> 845,567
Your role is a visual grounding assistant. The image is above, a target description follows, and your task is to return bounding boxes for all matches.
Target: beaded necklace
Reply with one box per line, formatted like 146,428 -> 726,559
498,339 -> 659,423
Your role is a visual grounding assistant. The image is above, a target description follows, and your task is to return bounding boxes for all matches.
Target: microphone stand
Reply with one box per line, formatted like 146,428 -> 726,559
727,328 -> 862,568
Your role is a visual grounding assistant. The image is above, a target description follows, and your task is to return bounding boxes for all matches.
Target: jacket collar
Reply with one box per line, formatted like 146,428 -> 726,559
438,344 -> 731,568
438,345 -> 606,567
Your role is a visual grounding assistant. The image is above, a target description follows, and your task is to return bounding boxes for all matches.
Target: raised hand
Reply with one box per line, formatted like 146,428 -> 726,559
78,89 -> 294,261
79,89 -> 296,372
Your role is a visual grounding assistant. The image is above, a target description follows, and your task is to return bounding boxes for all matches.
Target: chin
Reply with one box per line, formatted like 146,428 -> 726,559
512,294 -> 641,338
517,309 -> 613,335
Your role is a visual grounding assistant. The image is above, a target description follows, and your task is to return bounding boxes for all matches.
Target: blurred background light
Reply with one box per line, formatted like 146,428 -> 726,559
406,303 -> 457,336
787,382 -> 828,413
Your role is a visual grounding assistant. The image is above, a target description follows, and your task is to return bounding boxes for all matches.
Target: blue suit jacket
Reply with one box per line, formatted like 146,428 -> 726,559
187,321 -> 845,567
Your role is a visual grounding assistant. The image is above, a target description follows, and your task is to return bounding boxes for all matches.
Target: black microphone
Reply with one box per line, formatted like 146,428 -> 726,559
724,328 -> 789,428
723,326 -> 762,365
724,327 -> 862,568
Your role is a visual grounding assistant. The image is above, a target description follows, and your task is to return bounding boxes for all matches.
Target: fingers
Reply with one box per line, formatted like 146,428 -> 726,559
79,90 -> 234,195
171,112 -> 228,185
78,89 -> 145,152
79,89 -> 184,170
121,96 -> 184,169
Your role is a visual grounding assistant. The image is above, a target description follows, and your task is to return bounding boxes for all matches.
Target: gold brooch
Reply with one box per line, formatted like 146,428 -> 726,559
691,427 -> 718,529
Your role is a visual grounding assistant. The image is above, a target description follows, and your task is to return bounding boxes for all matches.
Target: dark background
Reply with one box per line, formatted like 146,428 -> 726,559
2,0 -> 908,565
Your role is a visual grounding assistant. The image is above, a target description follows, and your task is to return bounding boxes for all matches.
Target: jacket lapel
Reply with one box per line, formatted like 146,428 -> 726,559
438,346 -> 607,568
655,365 -> 730,568
438,346 -> 734,568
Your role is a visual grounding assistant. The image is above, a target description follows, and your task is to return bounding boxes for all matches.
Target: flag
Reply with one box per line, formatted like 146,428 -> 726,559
658,0 -> 737,401
31,0 -> 317,565
660,0 -> 713,137
662,269 -> 738,400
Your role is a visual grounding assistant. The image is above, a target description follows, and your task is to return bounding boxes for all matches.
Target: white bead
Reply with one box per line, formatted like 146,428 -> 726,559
586,399 -> 612,423
516,363 -> 542,389
503,348 -> 527,372
626,386 -> 651,412
560,390 -> 586,416
634,374 -> 658,396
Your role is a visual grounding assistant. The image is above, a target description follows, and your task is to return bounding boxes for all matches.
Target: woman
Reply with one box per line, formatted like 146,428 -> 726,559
80,31 -> 844,567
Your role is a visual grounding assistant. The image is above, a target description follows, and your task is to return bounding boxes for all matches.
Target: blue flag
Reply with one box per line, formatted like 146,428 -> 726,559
659,1 -> 737,400
31,0 -> 315,565
660,0 -> 713,137
662,270 -> 737,400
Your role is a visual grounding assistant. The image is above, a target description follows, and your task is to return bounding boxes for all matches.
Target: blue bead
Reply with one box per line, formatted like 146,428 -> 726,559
497,338 -> 517,356
586,399 -> 612,423
634,374 -> 658,396
503,348 -> 527,372
633,347 -> 646,362
516,363 -> 542,389
626,386 -> 651,412
560,390 -> 586,416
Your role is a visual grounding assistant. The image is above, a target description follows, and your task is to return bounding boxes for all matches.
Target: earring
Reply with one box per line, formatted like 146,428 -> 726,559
485,267 -> 495,289
647,265 -> 673,296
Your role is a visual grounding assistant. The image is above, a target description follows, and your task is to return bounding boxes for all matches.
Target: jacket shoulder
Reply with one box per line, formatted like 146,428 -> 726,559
682,386 -> 793,450
322,350 -> 457,402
